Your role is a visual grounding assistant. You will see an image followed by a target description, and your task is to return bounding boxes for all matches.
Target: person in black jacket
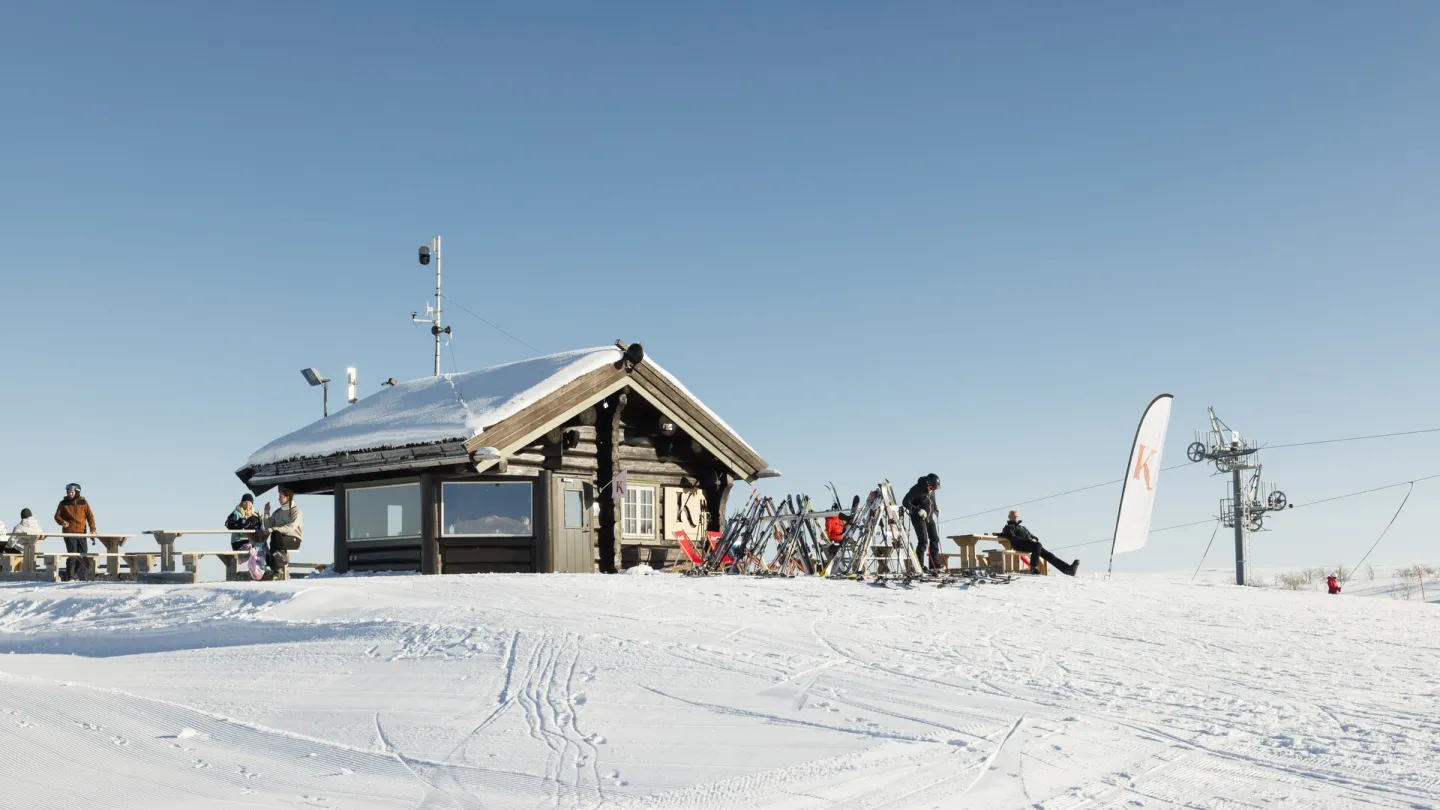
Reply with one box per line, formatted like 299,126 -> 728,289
902,474 -> 942,571
999,510 -> 1079,576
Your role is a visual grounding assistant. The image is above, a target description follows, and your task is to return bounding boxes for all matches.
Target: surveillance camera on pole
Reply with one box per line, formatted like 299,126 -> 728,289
410,236 -> 452,377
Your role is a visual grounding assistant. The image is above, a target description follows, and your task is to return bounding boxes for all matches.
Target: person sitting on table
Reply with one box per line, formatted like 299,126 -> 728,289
998,509 -> 1080,577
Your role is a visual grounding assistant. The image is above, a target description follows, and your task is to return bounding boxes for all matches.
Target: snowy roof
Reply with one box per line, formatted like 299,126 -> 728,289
243,346 -> 762,469
245,348 -> 623,468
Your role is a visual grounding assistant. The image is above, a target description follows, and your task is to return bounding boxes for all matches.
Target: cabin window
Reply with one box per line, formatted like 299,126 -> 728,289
622,486 -> 656,538
443,481 -> 533,536
347,483 -> 422,542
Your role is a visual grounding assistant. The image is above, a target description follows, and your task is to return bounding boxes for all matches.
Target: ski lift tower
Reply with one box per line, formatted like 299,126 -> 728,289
1186,407 -> 1292,585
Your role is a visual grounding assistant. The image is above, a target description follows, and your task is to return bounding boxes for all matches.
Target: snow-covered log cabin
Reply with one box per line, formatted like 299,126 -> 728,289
236,343 -> 774,574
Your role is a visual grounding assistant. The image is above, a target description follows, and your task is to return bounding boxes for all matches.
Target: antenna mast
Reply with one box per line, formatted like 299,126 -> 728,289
1186,406 -> 1292,585
411,235 -> 451,377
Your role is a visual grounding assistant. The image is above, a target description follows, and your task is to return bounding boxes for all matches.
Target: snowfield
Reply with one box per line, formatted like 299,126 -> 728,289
0,571 -> 1435,809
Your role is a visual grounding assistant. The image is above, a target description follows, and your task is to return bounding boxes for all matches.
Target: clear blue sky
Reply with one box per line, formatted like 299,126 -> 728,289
3,2 -> 1437,575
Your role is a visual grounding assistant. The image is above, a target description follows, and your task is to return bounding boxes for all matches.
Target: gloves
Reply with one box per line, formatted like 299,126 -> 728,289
917,510 -> 927,520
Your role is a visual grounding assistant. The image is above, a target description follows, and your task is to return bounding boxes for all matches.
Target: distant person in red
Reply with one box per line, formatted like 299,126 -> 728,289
1327,575 -> 1342,594
824,495 -> 858,566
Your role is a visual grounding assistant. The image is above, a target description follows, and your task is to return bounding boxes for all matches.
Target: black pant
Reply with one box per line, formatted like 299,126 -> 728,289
1008,537 -> 1075,576
64,536 -> 89,581
909,512 -> 940,569
266,533 -> 299,574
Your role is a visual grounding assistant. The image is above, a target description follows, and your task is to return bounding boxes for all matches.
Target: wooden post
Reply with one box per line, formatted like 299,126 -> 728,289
535,470 -> 553,573
420,473 -> 440,575
333,481 -> 348,574
610,392 -> 628,573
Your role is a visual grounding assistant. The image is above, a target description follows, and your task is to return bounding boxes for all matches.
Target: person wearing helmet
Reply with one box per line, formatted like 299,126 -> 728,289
999,509 -> 1079,576
902,474 -> 942,572
54,483 -> 97,581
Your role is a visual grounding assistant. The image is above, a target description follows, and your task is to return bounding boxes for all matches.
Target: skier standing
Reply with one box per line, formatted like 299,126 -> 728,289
53,483 -> 96,581
1326,575 -> 1342,595
999,509 -> 1079,577
902,474 -> 942,572
262,486 -> 303,577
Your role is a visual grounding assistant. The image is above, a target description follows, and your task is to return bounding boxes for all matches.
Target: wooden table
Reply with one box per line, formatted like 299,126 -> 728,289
144,529 -> 252,574
0,534 -> 135,580
946,534 -> 999,569
945,534 -> 1047,575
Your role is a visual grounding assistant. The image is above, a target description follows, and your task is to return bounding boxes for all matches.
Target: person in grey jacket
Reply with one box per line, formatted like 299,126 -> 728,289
262,486 -> 303,576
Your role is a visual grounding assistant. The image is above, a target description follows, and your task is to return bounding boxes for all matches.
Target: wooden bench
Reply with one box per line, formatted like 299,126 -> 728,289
182,550 -> 268,582
286,562 -> 328,579
0,534 -> 137,581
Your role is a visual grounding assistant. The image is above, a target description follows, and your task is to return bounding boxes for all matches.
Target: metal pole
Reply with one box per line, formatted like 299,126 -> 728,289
323,381 -> 329,418
1232,467 -> 1246,585
433,235 -> 442,377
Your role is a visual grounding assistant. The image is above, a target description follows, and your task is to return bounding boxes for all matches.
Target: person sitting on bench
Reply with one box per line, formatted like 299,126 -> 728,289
226,493 -> 265,551
261,486 -> 303,577
999,509 -> 1079,577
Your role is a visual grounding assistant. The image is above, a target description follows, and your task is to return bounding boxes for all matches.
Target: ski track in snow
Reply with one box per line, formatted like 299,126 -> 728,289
0,571 -> 1435,809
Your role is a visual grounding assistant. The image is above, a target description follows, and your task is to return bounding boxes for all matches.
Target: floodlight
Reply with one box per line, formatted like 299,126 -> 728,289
300,368 -> 333,417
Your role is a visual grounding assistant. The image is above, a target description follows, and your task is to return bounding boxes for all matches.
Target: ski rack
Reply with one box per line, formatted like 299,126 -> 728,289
825,481 -> 923,582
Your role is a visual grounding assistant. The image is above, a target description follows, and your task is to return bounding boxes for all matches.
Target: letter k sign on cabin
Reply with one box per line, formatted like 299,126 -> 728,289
1111,395 -> 1174,558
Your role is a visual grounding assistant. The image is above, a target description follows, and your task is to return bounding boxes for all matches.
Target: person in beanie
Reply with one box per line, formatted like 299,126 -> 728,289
3,508 -> 42,554
902,474 -> 942,572
262,486 -> 303,576
999,509 -> 1079,576
54,483 -> 97,581
226,493 -> 265,551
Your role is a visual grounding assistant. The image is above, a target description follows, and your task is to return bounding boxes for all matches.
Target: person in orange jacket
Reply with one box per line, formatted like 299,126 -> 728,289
54,483 -> 97,581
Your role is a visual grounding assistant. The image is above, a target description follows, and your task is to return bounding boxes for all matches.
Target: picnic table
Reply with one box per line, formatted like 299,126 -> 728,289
146,529 -> 318,582
945,534 -> 1048,575
143,529 -> 252,574
0,533 -> 137,581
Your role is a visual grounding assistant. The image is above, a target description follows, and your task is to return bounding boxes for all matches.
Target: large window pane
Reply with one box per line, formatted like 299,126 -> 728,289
348,483 -> 421,541
443,482 -> 533,536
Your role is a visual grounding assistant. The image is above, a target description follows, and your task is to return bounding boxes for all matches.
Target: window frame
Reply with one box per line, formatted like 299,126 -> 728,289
440,480 -> 535,538
345,481 -> 423,545
621,485 -> 657,539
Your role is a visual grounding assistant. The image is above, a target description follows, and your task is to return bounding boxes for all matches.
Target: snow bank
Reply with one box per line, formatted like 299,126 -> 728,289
0,573 -> 1435,808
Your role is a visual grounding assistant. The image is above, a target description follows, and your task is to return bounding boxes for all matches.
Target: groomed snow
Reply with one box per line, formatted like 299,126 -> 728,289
246,348 -> 624,467
0,571 -> 1435,808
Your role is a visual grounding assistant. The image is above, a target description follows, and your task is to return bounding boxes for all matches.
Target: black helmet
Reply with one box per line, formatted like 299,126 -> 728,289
66,483 -> 81,494
926,473 -> 940,488
20,508 -> 32,520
